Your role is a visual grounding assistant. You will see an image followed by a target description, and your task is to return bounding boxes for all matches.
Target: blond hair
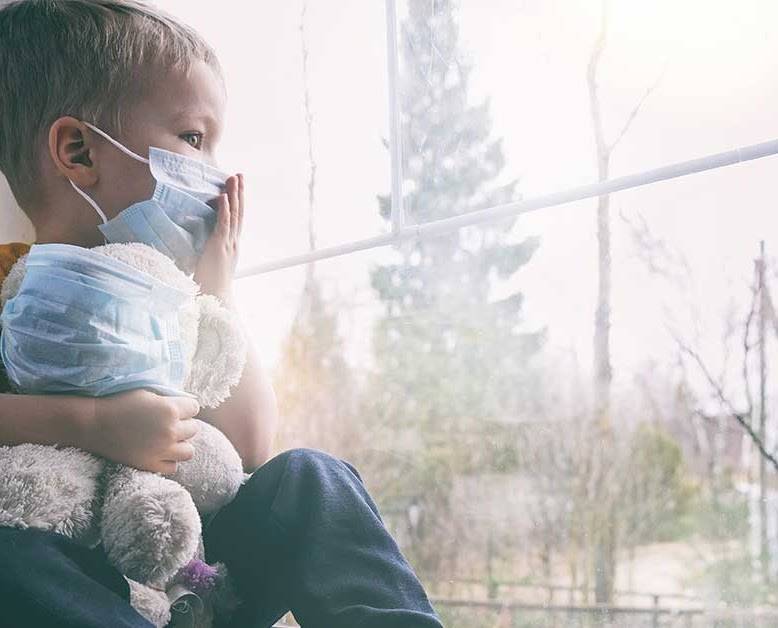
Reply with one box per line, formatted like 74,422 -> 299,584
0,0 -> 222,206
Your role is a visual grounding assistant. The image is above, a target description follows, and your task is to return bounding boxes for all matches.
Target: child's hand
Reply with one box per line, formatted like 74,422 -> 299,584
85,390 -> 201,474
194,174 -> 244,303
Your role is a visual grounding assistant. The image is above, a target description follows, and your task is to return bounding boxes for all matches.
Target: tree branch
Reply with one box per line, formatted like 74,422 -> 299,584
762,280 -> 778,342
586,1 -> 610,170
608,64 -> 665,153
674,332 -> 778,472
300,2 -> 317,256
742,267 -> 759,416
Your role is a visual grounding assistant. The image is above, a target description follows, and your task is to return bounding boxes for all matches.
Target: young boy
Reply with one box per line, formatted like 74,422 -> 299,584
0,1 -> 443,627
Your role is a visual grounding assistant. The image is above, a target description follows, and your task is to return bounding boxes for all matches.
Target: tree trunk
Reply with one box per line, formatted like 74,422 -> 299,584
588,0 -> 616,605
758,240 -> 769,583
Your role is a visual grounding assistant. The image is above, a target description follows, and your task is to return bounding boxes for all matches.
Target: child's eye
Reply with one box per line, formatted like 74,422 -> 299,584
181,132 -> 204,150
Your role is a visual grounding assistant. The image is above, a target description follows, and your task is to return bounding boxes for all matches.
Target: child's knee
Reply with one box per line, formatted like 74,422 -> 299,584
273,447 -> 361,482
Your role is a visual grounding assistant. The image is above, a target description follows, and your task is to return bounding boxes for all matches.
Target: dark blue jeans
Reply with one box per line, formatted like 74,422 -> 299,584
0,448 -> 443,628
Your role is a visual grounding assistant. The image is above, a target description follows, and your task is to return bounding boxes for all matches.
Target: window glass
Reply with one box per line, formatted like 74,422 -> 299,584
162,1 -> 778,625
161,0 -> 391,266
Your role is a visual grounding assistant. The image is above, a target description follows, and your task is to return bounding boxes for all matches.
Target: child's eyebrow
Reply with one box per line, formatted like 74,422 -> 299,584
170,109 -> 220,134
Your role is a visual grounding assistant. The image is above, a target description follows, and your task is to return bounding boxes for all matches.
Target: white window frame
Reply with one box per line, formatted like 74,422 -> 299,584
235,0 -> 778,280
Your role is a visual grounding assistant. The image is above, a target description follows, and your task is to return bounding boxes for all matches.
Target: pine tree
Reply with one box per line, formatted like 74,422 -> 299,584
364,0 -> 544,576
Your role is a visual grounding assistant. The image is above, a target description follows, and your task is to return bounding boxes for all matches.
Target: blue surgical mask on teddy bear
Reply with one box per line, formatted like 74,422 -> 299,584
0,243 -> 195,398
69,121 -> 230,273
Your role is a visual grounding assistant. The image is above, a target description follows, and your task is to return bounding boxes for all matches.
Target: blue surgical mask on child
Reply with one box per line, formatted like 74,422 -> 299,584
69,122 -> 230,273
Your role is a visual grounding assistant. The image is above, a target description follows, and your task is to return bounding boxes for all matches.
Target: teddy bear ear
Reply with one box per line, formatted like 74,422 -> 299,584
0,254 -> 28,310
185,295 -> 247,408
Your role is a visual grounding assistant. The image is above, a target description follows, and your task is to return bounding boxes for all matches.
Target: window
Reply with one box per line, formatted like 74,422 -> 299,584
142,1 -> 778,624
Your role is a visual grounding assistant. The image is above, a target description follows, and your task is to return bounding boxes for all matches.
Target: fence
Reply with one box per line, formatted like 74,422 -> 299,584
430,578 -> 702,609
271,598 -> 778,627
432,598 -> 778,628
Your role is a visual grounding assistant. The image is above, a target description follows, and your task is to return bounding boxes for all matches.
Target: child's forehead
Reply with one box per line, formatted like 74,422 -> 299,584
133,61 -> 226,130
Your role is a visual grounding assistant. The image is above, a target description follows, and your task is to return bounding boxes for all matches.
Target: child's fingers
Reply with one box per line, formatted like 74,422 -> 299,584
228,176 -> 240,243
215,192 -> 230,239
237,173 -> 245,237
168,396 -> 200,419
158,461 -> 179,475
168,441 -> 195,462
174,418 -> 200,441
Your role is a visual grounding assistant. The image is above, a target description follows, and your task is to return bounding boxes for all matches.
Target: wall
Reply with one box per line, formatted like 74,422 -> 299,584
0,174 -> 34,243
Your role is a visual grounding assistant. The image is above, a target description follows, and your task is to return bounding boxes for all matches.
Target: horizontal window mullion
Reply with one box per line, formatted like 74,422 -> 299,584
235,137 -> 778,279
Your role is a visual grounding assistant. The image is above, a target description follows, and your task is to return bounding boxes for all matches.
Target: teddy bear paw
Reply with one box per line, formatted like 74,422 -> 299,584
101,469 -> 202,588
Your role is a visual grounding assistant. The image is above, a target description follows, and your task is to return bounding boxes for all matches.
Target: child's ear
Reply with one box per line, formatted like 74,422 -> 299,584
48,116 -> 99,188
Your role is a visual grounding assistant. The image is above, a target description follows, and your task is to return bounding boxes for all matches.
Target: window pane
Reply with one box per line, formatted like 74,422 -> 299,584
163,1 -> 778,626
397,0 -> 778,227
159,0 -> 391,266
262,164 -> 778,625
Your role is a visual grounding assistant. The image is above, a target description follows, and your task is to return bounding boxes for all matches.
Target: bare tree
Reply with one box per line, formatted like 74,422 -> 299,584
586,0 -> 662,603
669,252 -> 778,473
627,200 -> 778,584
300,1 -> 317,263
588,1 -> 662,426
274,2 -> 359,460
520,365 -> 688,606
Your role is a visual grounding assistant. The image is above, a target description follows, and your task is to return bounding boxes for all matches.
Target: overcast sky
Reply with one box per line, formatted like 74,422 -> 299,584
3,0 -> 778,388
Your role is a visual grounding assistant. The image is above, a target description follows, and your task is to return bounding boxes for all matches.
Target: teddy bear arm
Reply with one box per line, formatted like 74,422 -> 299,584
166,419 -> 245,515
185,295 -> 247,409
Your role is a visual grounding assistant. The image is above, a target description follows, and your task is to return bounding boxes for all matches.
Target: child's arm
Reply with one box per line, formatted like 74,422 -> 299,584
195,174 -> 280,473
0,390 -> 201,474
198,310 -> 278,473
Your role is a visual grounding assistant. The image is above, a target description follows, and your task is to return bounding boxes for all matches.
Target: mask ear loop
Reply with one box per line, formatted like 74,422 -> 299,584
69,180 -> 109,244
69,180 -> 108,224
70,121 -> 152,243
82,121 -> 150,165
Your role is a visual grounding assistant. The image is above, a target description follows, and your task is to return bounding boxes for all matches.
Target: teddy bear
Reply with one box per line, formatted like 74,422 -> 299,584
0,242 -> 249,627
